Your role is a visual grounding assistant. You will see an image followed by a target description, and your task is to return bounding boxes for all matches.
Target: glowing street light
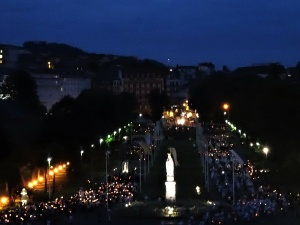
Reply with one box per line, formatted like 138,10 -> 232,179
47,157 -> 52,200
105,150 -> 111,211
222,103 -> 230,120
47,157 -> 52,168
263,147 -> 269,156
263,147 -> 269,167
80,150 -> 84,164
223,103 -> 229,110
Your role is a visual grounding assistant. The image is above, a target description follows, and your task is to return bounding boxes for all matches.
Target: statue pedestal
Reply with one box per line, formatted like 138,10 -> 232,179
165,181 -> 176,203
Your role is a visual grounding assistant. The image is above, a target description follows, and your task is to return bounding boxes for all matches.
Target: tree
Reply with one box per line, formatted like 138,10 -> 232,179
50,95 -> 75,116
0,70 -> 46,114
189,71 -> 300,172
147,89 -> 170,121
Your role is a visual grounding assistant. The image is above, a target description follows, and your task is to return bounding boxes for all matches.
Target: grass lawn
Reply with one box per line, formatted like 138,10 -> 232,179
114,139 -> 219,219
141,139 -> 207,202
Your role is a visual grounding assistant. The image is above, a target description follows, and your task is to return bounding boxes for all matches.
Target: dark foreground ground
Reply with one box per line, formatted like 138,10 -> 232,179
29,138 -> 300,225
32,206 -> 300,225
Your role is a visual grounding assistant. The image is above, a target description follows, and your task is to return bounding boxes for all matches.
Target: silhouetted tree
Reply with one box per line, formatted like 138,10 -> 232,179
0,70 -> 46,114
147,89 -> 171,121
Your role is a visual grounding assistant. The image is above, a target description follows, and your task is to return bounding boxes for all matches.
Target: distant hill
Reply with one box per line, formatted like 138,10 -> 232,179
21,41 -> 168,72
23,41 -> 86,57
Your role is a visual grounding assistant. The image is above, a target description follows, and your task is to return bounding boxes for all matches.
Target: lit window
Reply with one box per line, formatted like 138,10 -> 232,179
0,60 -> 2,64
0,54 -> 2,59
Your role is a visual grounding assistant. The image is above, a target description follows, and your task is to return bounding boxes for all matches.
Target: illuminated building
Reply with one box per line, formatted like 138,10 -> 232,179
0,44 -> 20,68
31,70 -> 91,110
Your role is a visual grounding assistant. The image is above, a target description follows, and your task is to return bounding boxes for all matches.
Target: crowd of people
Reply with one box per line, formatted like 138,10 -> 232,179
194,124 -> 300,224
1,122 -> 300,225
0,172 -> 140,224
0,141 -> 146,225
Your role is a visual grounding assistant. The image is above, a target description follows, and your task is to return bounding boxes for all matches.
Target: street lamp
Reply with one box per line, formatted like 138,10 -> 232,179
80,150 -> 84,164
47,157 -> 52,200
139,154 -> 142,193
263,147 -> 269,168
118,128 -> 121,140
99,138 -> 103,147
105,150 -> 111,211
222,103 -> 230,120
91,144 -> 95,180
47,157 -> 52,168
232,156 -> 235,206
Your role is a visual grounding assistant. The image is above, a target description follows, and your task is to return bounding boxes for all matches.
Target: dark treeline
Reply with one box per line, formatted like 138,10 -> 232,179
190,72 -> 300,181
0,70 -> 139,187
0,69 -> 171,190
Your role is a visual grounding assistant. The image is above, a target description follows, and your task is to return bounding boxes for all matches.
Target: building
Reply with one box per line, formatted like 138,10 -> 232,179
92,66 -> 122,94
121,68 -> 167,114
165,70 -> 182,105
0,44 -> 20,69
30,70 -> 91,110
176,66 -> 198,85
234,63 -> 286,79
198,62 -> 215,76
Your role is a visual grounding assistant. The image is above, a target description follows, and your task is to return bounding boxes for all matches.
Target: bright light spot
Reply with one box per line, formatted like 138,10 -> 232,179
263,147 -> 269,155
28,182 -> 33,188
0,197 -> 8,204
196,186 -> 201,195
223,103 -> 229,110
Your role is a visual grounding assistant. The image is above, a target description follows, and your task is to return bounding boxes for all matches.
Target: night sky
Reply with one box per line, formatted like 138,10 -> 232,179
1,0 -> 300,69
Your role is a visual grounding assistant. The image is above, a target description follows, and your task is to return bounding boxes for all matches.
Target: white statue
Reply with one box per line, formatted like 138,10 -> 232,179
122,161 -> 129,173
166,153 -> 174,181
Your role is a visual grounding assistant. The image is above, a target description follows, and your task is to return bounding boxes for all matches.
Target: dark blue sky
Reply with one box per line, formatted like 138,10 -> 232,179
1,0 -> 299,69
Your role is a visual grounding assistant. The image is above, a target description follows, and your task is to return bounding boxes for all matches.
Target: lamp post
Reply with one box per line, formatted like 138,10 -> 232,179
223,103 -> 230,121
118,128 -> 121,140
232,157 -> 235,206
91,144 -> 95,181
263,147 -> 269,169
80,150 -> 84,164
99,138 -> 103,149
105,150 -> 110,211
47,157 -> 52,200
130,122 -> 133,144
139,154 -> 142,193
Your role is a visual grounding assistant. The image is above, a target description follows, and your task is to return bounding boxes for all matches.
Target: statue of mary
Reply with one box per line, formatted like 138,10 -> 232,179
166,153 -> 174,181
